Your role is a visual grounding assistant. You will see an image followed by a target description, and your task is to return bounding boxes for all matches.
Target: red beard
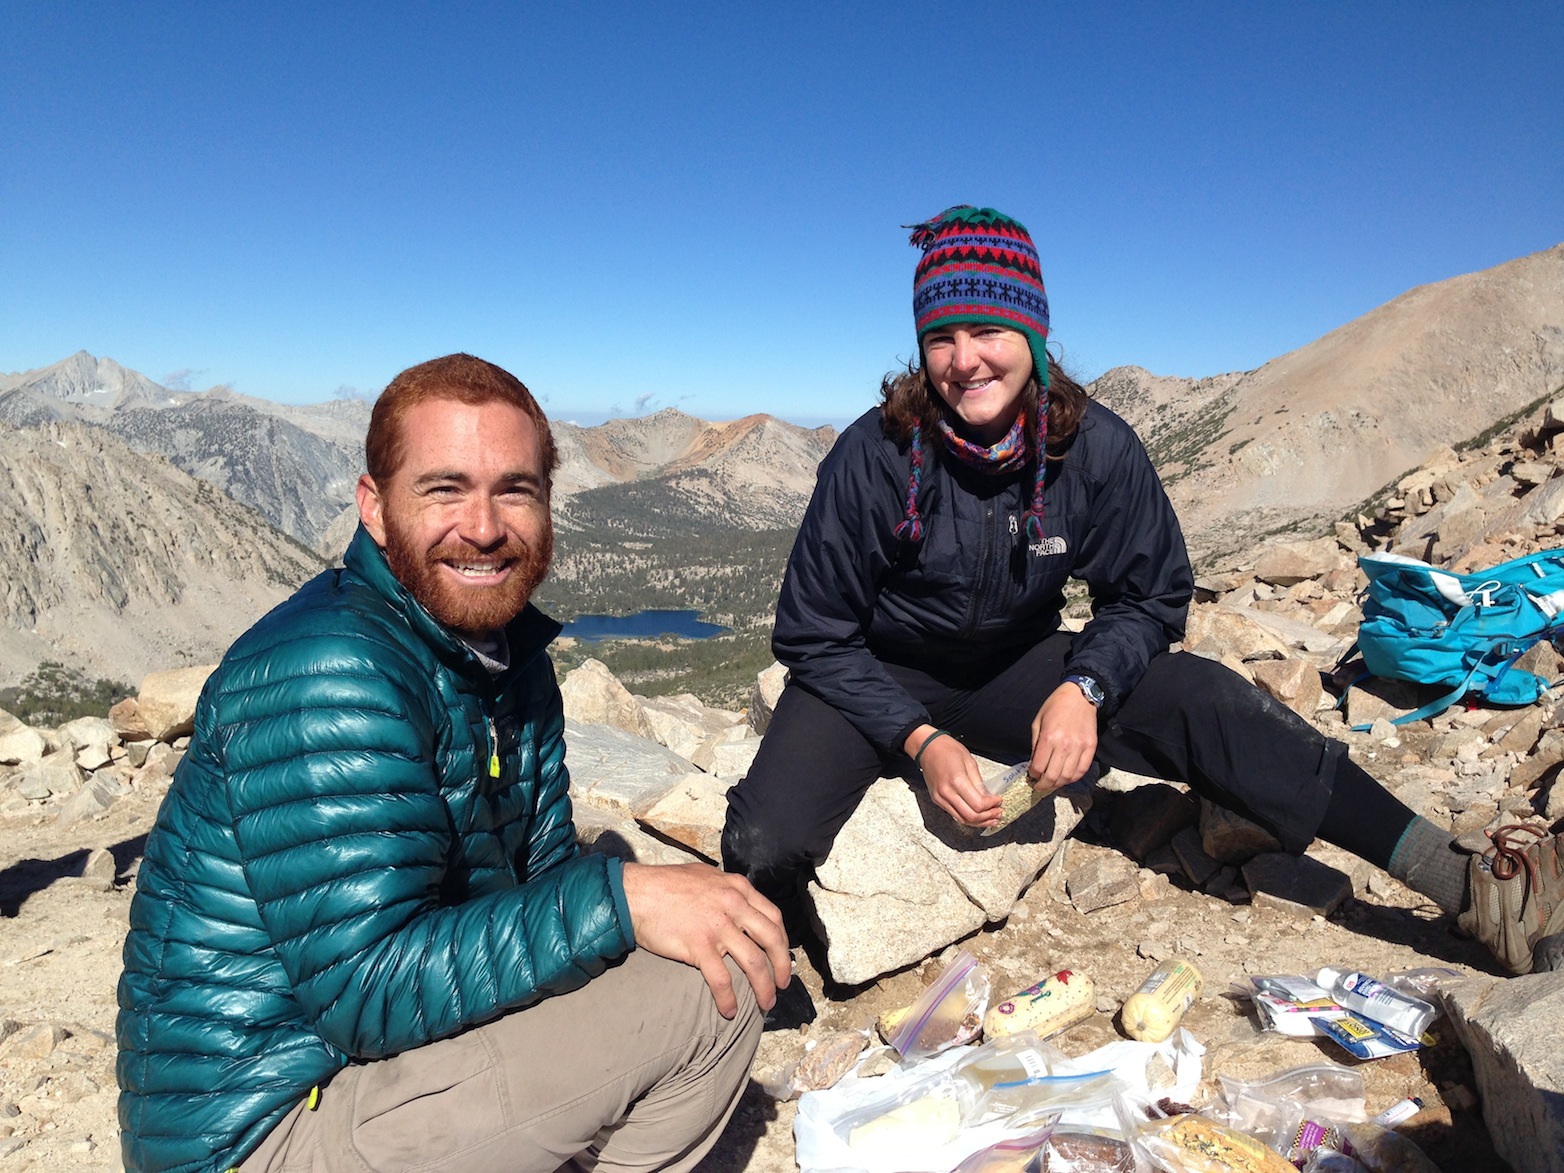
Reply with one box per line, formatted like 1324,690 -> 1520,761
382,517 -> 554,637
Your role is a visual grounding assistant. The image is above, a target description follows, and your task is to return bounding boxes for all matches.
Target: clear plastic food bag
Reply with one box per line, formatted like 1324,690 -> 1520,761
1219,1062 -> 1367,1134
765,1026 -> 872,1099
886,949 -> 991,1062
1339,1121 -> 1442,1173
951,1032 -> 1122,1124
1134,1112 -> 1297,1173
950,1123 -> 1137,1172
1377,967 -> 1463,1002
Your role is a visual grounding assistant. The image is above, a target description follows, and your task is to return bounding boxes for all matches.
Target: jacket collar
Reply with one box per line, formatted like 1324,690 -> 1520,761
343,525 -> 562,680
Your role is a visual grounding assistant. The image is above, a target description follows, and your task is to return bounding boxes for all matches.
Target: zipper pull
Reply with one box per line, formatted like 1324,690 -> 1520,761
1009,514 -> 1021,549
487,718 -> 501,779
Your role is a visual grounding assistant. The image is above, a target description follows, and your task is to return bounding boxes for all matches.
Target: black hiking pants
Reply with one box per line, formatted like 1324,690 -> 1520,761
721,631 -> 1349,902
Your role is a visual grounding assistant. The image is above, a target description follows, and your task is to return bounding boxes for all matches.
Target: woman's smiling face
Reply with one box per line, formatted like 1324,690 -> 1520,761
921,324 -> 1034,444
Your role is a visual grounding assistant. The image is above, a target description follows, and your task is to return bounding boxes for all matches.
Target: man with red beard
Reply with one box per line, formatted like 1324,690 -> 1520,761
117,354 -> 790,1173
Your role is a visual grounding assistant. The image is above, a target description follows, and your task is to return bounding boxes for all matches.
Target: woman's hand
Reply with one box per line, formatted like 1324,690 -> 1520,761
907,725 -> 1003,828
1028,683 -> 1100,792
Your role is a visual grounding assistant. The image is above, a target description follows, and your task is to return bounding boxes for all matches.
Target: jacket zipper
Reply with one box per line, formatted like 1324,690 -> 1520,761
962,501 -> 999,637
486,717 -> 501,779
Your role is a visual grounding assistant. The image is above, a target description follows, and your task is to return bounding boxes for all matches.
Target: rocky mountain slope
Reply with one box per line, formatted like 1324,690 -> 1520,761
553,409 -> 836,529
0,359 -> 836,690
0,353 -> 371,548
0,421 -> 323,685
0,351 -> 168,416
1092,243 -> 1564,564
0,355 -> 838,553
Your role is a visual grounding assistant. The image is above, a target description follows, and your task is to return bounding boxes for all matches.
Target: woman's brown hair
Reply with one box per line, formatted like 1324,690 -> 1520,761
878,355 -> 1089,459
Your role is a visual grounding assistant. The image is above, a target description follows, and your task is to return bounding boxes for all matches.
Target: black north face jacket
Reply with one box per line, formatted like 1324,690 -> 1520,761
772,401 -> 1194,752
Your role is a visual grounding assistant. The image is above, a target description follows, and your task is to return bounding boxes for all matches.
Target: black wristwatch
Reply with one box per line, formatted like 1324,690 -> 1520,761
1063,674 -> 1105,707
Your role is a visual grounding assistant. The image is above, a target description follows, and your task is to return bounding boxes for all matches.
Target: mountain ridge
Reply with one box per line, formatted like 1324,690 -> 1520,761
1092,242 -> 1564,563
7,241 -> 1562,688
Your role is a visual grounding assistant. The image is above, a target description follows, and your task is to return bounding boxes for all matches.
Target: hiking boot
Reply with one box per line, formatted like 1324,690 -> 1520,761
1455,823 -> 1564,976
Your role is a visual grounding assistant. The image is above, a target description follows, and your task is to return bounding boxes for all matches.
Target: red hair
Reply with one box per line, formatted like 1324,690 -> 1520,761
365,353 -> 558,486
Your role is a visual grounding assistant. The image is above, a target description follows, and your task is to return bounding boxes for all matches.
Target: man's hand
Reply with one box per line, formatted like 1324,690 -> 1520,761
1028,682 -> 1099,792
906,725 -> 1003,828
619,862 -> 791,1018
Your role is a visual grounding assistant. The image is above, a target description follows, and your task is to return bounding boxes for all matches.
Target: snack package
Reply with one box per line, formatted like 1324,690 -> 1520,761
1122,957 -> 1203,1042
984,969 -> 1095,1040
949,1032 -> 1053,1121
1245,974 -> 1343,1037
1312,1013 -> 1424,1061
1135,1112 -> 1297,1173
767,1027 -> 872,1099
1243,976 -> 1424,1060
978,764 -> 1045,837
1286,1119 -> 1353,1166
885,949 -> 991,1062
1033,1127 -> 1137,1172
844,1087 -> 964,1155
947,1125 -> 1059,1173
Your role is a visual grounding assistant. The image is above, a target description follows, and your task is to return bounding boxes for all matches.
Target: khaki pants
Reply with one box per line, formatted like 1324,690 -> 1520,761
237,949 -> 762,1173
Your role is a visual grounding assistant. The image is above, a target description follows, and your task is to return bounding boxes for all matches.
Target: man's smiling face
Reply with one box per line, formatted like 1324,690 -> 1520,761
357,396 -> 553,637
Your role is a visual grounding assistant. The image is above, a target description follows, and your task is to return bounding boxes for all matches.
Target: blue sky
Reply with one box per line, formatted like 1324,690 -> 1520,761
3,2 -> 1559,427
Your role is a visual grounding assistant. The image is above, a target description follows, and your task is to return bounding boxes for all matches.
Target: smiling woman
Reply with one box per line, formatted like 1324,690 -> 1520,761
919,324 -> 1034,443
716,204 -> 1563,983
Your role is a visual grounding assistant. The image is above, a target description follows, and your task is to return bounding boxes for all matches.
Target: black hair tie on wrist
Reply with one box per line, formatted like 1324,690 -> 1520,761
913,728 -> 954,770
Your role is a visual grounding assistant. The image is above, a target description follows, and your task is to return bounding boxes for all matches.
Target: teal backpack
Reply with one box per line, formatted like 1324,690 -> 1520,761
1343,550 -> 1564,729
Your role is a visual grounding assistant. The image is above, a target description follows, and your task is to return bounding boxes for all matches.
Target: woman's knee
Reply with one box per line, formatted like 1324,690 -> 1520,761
720,784 -> 820,885
720,685 -> 885,883
1136,651 -> 1307,725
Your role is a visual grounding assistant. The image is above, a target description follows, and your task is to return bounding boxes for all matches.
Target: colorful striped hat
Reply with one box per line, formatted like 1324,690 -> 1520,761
910,205 -> 1050,386
894,205 -> 1052,546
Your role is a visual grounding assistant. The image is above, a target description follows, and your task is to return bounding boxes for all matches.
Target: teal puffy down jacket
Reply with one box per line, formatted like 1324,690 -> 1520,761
116,527 -> 635,1173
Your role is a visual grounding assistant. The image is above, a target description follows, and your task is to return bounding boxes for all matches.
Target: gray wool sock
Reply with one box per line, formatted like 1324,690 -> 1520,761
1388,816 -> 1468,915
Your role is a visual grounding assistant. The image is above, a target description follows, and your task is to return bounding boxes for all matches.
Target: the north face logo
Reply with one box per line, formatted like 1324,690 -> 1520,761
1030,536 -> 1068,557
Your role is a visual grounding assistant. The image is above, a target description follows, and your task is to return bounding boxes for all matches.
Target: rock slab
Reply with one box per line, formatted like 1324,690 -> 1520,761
809,771 -> 1089,985
1442,971 -> 1564,1173
135,665 -> 216,742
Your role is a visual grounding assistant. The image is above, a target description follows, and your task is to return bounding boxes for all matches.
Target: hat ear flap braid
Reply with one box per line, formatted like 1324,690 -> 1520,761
1022,392 -> 1049,543
892,425 -> 927,543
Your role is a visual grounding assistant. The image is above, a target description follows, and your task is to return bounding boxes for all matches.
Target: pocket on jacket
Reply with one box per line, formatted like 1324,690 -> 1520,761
350,1026 -> 501,1170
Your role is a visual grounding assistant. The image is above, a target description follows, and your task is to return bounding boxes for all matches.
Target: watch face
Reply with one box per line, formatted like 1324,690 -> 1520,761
1068,675 -> 1104,705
